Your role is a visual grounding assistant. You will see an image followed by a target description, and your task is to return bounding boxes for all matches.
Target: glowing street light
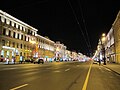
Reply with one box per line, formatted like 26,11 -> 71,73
101,33 -> 106,65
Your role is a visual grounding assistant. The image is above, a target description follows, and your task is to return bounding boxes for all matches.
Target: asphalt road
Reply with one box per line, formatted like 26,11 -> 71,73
0,61 -> 120,90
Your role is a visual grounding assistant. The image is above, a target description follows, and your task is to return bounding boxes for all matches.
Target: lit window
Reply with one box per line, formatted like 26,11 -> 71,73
1,17 -> 5,22
12,42 -> 15,47
15,33 -> 18,38
6,41 -> 10,47
6,19 -> 10,24
6,30 -> 9,36
12,22 -> 14,27
16,24 -> 18,28
19,34 -> 21,39
20,26 -> 22,30
2,40 -> 5,46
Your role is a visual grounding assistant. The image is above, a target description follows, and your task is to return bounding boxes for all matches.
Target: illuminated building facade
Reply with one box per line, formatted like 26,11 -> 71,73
112,10 -> 120,63
0,10 -> 38,63
36,35 -> 55,61
104,28 -> 115,63
0,10 -> 55,63
54,41 -> 66,61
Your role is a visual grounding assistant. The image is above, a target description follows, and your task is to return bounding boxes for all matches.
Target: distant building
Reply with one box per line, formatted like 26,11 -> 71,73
36,34 -> 55,61
54,41 -> 66,61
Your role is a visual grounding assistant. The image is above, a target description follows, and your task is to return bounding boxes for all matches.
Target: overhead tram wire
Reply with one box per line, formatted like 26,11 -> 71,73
68,0 -> 90,54
78,0 -> 92,55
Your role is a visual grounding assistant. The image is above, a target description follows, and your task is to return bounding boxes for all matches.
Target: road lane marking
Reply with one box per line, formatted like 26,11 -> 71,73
105,68 -> 111,72
65,68 -> 70,72
82,62 -> 92,90
10,84 -> 28,90
54,70 -> 60,72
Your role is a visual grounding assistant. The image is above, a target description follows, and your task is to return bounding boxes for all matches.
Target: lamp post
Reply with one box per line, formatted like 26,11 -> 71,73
100,33 -> 106,65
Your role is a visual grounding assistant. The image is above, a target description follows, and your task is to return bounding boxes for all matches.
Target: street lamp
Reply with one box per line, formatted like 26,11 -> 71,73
100,33 -> 106,65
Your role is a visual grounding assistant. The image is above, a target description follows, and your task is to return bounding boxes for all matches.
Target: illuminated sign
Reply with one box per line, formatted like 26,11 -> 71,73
2,46 -> 15,51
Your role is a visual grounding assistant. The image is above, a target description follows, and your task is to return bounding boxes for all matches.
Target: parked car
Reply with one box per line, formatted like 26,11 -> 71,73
33,58 -> 44,64
25,58 -> 34,63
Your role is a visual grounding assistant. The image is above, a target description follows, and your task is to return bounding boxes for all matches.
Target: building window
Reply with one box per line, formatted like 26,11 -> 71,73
14,23 -> 16,28
3,28 -> 6,35
6,41 -> 10,47
17,33 -> 19,39
10,21 -> 12,26
28,37 -> 29,42
18,25 -> 20,30
0,16 -> 1,22
13,32 -> 15,38
25,36 -> 26,41
22,27 -> 23,31
2,40 -> 5,46
12,42 -> 15,47
4,19 -> 6,24
21,35 -> 23,40
20,44 -> 22,49
9,30 -> 11,37
17,43 -> 19,48
15,33 -> 18,38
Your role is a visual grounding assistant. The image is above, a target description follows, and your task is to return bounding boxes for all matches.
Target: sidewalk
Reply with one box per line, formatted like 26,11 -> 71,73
102,63 -> 120,75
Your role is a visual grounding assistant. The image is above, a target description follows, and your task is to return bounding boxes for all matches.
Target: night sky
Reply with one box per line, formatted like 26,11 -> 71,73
0,0 -> 120,56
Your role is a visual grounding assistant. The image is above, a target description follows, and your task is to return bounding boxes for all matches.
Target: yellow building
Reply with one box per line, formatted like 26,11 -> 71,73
36,35 -> 55,61
0,10 -> 55,63
0,10 -> 37,63
112,10 -> 120,63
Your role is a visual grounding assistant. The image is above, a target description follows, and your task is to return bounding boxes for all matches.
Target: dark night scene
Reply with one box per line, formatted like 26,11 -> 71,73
0,0 -> 120,90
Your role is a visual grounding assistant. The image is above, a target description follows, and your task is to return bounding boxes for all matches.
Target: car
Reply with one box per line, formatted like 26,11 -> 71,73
34,58 -> 44,64
93,60 -> 98,64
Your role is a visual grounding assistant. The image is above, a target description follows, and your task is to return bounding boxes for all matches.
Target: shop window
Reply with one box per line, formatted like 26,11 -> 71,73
7,51 -> 9,56
1,50 -> 4,56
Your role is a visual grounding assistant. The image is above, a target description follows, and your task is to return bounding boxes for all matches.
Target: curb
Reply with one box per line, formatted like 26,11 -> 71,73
102,65 -> 120,75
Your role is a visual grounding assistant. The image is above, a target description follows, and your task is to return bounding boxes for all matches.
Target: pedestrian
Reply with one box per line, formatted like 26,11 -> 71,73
99,59 -> 101,66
